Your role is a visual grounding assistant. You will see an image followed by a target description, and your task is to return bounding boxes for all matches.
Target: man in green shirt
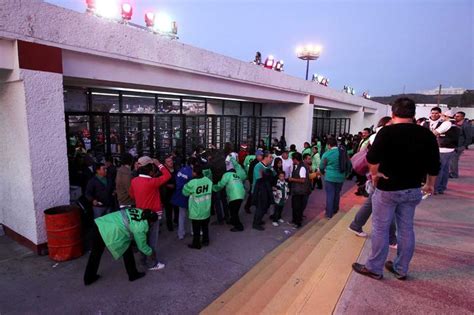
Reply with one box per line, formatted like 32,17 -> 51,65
83,208 -> 158,285
213,158 -> 247,231
183,165 -> 213,249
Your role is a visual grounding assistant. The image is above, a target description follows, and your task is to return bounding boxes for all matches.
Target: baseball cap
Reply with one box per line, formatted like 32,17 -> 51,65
240,144 -> 248,149
138,156 -> 154,166
443,110 -> 453,118
256,149 -> 264,156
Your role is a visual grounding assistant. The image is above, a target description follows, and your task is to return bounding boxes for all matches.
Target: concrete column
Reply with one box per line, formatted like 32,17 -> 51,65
0,68 -> 69,248
263,102 -> 313,152
346,109 -> 365,134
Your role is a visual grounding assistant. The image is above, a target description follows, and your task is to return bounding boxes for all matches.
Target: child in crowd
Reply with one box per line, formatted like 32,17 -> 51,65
182,165 -> 213,249
271,171 -> 289,226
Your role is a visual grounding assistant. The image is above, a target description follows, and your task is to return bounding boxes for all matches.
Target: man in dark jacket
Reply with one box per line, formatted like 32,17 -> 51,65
85,163 -> 114,218
289,152 -> 311,228
252,169 -> 274,231
450,111 -> 472,178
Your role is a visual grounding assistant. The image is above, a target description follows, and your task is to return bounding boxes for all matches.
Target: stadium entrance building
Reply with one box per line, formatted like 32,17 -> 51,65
0,0 -> 389,252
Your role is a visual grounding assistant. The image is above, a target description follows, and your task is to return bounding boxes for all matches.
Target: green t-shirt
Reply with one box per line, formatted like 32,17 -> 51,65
320,148 -> 346,183
183,177 -> 213,220
95,208 -> 152,260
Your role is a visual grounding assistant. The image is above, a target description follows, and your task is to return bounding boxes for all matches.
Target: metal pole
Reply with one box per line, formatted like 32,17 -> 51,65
305,59 -> 310,80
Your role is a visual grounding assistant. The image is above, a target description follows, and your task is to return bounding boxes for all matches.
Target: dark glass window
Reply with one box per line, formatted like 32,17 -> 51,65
122,94 -> 156,114
223,101 -> 240,115
207,99 -> 223,115
91,92 -> 119,113
241,102 -> 254,116
157,97 -> 180,114
183,98 -> 205,115
64,87 -> 87,112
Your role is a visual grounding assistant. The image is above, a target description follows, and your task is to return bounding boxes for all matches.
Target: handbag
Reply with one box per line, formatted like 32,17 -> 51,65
351,147 -> 369,176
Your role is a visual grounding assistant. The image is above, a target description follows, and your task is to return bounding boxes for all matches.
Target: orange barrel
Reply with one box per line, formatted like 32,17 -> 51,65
44,205 -> 83,261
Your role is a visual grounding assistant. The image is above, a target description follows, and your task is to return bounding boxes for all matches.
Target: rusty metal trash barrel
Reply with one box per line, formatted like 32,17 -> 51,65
44,205 -> 83,261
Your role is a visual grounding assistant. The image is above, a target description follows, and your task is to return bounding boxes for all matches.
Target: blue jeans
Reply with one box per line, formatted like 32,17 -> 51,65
349,192 -> 397,245
141,218 -> 161,267
435,151 -> 455,193
365,188 -> 422,276
324,181 -> 343,218
449,147 -> 464,178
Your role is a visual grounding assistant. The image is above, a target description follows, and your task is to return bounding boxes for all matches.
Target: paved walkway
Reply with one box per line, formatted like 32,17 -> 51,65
0,173 -> 354,314
335,149 -> 474,314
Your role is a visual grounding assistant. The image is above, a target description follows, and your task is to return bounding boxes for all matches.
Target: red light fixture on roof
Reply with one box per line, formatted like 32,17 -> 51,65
121,3 -> 133,21
264,55 -> 275,69
145,12 -> 155,27
86,0 -> 95,12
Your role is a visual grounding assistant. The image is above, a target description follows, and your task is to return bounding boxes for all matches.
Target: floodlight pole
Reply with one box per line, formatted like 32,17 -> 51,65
305,59 -> 310,81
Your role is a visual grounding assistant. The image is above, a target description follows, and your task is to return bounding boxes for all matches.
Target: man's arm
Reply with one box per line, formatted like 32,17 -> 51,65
433,121 -> 452,136
152,162 -> 172,187
368,163 -> 388,188
182,180 -> 194,197
213,174 -> 229,192
422,175 -> 436,195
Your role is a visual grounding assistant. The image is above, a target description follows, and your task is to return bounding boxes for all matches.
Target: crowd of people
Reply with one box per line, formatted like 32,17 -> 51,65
79,98 -> 471,284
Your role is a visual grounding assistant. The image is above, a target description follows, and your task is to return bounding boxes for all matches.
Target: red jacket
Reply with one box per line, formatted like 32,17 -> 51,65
129,166 -> 171,213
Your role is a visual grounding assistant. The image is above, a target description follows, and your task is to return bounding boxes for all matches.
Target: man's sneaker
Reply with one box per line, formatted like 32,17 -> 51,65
352,263 -> 383,280
278,219 -> 284,223
149,262 -> 166,271
384,261 -> 407,280
348,227 -> 368,237
272,222 -> 279,227
389,243 -> 398,249
253,225 -> 265,231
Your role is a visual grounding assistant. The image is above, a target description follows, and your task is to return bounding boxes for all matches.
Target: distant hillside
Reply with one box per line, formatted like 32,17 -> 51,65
373,90 -> 474,107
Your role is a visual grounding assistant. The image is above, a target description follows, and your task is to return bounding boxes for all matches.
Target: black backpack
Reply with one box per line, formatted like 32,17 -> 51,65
338,145 -> 351,174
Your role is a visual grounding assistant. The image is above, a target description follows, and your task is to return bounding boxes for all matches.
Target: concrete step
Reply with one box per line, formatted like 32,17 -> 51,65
283,207 -> 367,315
232,213 -> 346,315
201,215 -> 342,314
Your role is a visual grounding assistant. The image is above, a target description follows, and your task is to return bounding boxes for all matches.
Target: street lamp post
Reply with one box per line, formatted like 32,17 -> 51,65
296,45 -> 322,80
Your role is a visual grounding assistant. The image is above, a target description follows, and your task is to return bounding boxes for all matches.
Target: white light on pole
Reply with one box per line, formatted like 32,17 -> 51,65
296,44 -> 322,80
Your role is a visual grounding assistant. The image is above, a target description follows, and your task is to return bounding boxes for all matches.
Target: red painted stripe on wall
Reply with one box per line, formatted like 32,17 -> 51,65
18,40 -> 63,74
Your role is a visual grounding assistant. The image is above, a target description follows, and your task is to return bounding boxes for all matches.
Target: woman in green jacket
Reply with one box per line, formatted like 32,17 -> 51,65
83,208 -> 158,285
183,165 -> 213,249
320,138 -> 351,218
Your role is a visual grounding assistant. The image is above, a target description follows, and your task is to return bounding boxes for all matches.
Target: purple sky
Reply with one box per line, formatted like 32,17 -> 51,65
46,0 -> 473,96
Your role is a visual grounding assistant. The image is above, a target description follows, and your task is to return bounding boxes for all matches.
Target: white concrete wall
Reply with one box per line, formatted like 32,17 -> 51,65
22,69 -> 70,244
0,68 -> 69,244
262,101 -> 313,152
0,79 -> 37,242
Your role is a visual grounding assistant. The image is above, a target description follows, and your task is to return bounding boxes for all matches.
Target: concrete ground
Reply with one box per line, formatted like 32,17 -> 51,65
335,149 -> 474,314
0,177 -> 354,314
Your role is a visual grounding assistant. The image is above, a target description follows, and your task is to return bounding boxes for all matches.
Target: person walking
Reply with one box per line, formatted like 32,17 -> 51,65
129,156 -> 171,270
288,152 -> 310,228
450,111 -> 472,178
85,163 -> 115,218
116,153 -> 134,207
271,171 -> 289,226
83,208 -> 158,285
171,157 -> 196,240
352,97 -> 440,280
183,165 -> 213,249
213,157 -> 247,232
319,138 -> 350,219
348,116 -> 398,248
433,111 -> 460,194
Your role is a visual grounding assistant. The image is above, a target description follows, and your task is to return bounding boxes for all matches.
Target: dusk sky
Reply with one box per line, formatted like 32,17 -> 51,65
46,0 -> 473,96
